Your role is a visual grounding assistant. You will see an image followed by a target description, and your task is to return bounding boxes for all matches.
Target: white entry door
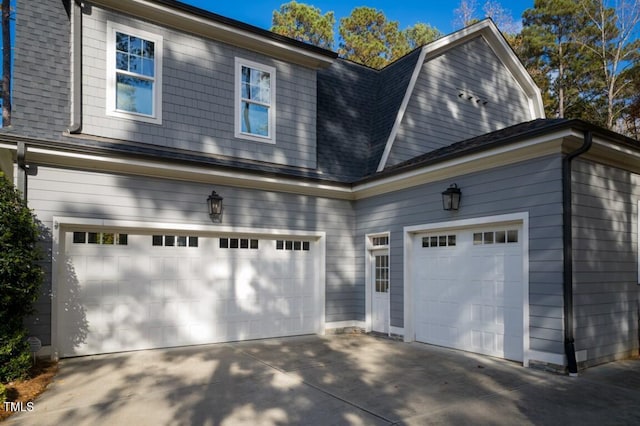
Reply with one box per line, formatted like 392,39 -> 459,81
371,250 -> 389,333
412,226 -> 523,361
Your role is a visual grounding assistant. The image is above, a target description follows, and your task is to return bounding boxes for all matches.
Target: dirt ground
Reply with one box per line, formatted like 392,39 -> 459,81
0,360 -> 58,421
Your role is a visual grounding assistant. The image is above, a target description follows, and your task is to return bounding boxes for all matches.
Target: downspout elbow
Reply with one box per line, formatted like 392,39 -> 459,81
562,129 -> 593,376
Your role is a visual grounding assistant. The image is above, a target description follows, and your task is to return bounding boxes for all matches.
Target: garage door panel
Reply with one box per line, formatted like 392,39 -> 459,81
59,231 -> 322,356
413,226 -> 524,362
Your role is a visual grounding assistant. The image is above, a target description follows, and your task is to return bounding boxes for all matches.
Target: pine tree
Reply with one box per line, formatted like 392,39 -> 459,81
271,1 -> 335,49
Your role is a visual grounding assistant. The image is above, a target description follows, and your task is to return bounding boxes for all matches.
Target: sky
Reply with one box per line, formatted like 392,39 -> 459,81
181,0 -> 535,37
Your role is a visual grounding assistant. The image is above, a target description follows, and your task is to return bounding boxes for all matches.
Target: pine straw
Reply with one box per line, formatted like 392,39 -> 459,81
0,359 -> 58,421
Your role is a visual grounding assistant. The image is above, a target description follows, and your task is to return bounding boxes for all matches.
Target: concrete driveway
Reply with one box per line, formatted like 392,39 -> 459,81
6,334 -> 640,425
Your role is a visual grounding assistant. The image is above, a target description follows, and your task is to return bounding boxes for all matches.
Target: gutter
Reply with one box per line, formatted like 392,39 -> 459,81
562,130 -> 592,376
68,0 -> 82,133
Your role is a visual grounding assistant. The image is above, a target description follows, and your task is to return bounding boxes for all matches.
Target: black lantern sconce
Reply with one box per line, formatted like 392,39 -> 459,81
442,184 -> 461,211
207,190 -> 224,222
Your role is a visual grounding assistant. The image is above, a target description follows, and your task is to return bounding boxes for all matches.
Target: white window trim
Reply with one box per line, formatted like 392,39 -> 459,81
234,57 -> 276,144
106,21 -> 163,124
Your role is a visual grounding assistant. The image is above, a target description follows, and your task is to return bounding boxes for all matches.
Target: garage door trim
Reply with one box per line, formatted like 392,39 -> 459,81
51,216 -> 326,359
403,212 -> 530,366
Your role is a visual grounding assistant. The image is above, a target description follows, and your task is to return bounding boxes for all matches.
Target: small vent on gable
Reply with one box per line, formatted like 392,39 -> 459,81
458,89 -> 488,106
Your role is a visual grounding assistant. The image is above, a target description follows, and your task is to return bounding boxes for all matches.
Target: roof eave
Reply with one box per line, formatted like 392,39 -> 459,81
90,0 -> 337,69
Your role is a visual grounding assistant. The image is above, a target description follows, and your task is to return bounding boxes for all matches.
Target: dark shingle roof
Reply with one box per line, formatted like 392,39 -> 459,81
316,49 -> 422,181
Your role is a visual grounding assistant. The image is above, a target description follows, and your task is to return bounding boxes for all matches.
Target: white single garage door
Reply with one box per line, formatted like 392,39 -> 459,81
412,225 -> 523,361
57,229 -> 321,356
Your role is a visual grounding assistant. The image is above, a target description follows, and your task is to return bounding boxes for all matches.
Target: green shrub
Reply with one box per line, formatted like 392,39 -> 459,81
0,172 -> 42,382
0,382 -> 6,404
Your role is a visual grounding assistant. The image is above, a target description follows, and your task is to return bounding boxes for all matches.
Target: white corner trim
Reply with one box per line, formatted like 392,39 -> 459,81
637,200 -> 640,284
376,47 -> 428,172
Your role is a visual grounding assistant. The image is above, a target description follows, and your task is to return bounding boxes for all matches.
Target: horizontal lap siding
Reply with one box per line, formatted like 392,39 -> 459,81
81,7 -> 317,169
25,167 -> 357,345
386,37 -> 533,167
572,159 -> 640,365
356,155 -> 565,354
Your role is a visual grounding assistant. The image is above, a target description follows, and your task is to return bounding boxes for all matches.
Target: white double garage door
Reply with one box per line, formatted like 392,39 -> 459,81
56,228 -> 322,357
410,221 -> 525,362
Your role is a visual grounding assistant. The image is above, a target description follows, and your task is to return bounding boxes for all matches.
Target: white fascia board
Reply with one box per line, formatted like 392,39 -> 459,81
92,0 -> 334,69
24,146 -> 354,200
376,47 -> 428,172
355,130 -> 569,200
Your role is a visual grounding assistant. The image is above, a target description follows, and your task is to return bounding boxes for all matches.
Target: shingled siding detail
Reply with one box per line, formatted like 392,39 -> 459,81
80,6 -> 317,169
355,155 -> 565,355
386,37 -> 533,167
24,167 -> 358,346
571,159 -> 640,366
13,0 -> 71,137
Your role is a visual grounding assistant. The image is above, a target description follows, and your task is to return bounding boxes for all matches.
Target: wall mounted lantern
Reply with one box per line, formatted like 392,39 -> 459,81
442,184 -> 461,211
207,190 -> 224,221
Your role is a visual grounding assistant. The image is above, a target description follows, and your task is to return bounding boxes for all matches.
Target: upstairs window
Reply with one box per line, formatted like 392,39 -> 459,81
106,22 -> 163,124
235,58 -> 276,142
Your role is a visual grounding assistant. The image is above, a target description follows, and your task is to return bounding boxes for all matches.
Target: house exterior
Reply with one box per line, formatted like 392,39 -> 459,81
1,0 -> 638,373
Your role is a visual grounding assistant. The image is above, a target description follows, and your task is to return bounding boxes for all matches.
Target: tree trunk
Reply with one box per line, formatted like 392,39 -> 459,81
2,0 -> 11,127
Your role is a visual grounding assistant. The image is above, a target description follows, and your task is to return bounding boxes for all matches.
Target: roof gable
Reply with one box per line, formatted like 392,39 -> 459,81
375,19 -> 545,171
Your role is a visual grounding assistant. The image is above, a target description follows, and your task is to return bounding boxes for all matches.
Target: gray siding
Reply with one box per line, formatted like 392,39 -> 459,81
13,0 -> 71,137
386,37 -> 533,167
25,167 -> 357,345
355,155 -> 565,355
572,159 -> 640,366
81,7 -> 317,168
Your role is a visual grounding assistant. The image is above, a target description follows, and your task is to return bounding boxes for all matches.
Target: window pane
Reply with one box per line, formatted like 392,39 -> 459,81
422,237 -> 429,247
188,236 -> 198,247
219,238 -> 229,249
285,240 -> 293,250
294,241 -> 301,250
484,232 -> 494,244
177,236 -> 187,247
129,36 -> 142,56
230,238 -> 239,249
276,240 -> 283,250
152,235 -> 163,246
473,233 -> 482,245
118,234 -> 128,245
115,32 -> 129,52
302,241 -> 310,251
142,40 -> 154,59
116,52 -> 128,71
430,236 -> 438,247
240,102 -> 269,136
102,233 -> 115,245
496,231 -> 506,243
88,232 -> 99,244
116,74 -> 153,115
439,236 -> 447,247
448,235 -> 456,246
240,238 -> 249,249
165,235 -> 175,247
73,232 -> 86,244
508,230 -> 518,243
250,239 -> 259,249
